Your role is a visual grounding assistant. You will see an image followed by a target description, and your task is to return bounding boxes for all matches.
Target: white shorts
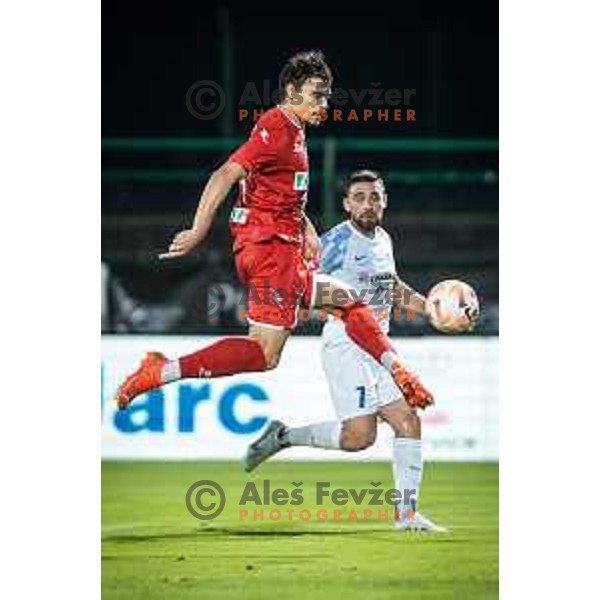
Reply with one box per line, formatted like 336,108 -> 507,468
321,337 -> 403,421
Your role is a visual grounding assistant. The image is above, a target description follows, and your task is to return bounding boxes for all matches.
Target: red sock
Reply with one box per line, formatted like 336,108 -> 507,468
342,304 -> 397,365
179,338 -> 267,378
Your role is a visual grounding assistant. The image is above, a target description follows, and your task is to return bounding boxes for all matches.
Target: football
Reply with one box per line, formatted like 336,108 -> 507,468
426,279 -> 480,333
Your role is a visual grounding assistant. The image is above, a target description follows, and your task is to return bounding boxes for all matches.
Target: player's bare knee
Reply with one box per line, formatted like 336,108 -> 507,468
263,350 -> 281,370
253,342 -> 281,370
390,409 -> 420,437
379,402 -> 421,437
348,430 -> 376,451
340,422 -> 377,451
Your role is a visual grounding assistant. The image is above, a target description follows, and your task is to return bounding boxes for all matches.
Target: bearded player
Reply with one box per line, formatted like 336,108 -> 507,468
113,51 -> 433,414
245,170 -> 445,532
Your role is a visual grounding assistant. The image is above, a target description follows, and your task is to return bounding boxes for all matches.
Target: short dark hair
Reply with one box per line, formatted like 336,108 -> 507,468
278,50 -> 332,97
344,169 -> 385,196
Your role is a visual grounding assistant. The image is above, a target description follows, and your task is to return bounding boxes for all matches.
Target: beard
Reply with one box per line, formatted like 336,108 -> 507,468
351,213 -> 381,233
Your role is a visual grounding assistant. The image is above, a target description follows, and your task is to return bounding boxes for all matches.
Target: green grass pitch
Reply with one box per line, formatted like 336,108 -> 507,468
102,461 -> 498,599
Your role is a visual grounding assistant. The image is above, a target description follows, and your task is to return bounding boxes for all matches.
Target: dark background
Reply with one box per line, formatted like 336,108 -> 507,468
102,4 -> 498,137
102,2 -> 498,336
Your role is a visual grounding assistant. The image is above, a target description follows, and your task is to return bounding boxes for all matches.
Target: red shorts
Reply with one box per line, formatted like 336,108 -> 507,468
234,240 -> 315,329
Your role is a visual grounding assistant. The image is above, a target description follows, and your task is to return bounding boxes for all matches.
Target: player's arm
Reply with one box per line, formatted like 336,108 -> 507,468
160,160 -> 246,259
387,233 -> 428,317
392,274 -> 427,317
160,120 -> 288,259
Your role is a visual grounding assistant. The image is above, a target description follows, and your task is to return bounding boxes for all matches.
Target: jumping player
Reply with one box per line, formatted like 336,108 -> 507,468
113,51 -> 433,413
245,170 -> 445,532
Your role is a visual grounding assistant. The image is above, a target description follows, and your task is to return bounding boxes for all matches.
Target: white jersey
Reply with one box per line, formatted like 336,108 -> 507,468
319,220 -> 397,345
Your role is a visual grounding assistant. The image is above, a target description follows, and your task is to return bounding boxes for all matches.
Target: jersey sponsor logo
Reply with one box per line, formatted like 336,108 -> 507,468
370,272 -> 395,293
230,207 -> 250,224
293,171 -> 309,191
355,271 -> 394,300
370,272 -> 394,284
355,254 -> 368,262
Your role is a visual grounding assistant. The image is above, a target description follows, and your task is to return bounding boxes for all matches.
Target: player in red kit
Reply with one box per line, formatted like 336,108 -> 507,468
114,50 -> 433,412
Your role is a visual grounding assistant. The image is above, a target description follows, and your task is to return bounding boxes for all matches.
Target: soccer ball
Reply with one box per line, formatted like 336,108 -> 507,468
425,279 -> 480,333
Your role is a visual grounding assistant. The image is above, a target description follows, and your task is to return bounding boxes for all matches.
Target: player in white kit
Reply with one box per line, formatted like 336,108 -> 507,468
245,170 -> 445,532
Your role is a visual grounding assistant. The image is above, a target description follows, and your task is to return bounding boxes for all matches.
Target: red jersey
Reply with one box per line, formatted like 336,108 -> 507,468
228,106 -> 309,252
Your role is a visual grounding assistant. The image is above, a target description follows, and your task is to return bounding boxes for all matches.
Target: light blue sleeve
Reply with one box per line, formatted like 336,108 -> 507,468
319,224 -> 352,275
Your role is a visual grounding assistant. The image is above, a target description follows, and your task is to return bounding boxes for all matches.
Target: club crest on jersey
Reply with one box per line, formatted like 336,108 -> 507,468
293,171 -> 309,191
259,128 -> 270,143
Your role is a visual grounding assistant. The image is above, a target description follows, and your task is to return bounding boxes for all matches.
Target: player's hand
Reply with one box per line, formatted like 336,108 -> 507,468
158,229 -> 204,260
303,228 -> 321,263
424,301 -> 434,324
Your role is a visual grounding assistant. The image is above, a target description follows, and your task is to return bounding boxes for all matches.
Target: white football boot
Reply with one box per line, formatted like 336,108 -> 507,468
394,512 -> 448,533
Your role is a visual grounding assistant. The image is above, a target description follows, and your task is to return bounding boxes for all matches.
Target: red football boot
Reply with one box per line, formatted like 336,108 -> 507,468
391,363 -> 434,409
114,352 -> 168,410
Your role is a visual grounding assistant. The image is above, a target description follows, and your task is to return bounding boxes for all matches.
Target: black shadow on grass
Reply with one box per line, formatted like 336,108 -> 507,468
102,526 -> 396,544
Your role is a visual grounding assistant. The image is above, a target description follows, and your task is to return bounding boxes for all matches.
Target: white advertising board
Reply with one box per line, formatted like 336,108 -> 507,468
101,335 -> 498,461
